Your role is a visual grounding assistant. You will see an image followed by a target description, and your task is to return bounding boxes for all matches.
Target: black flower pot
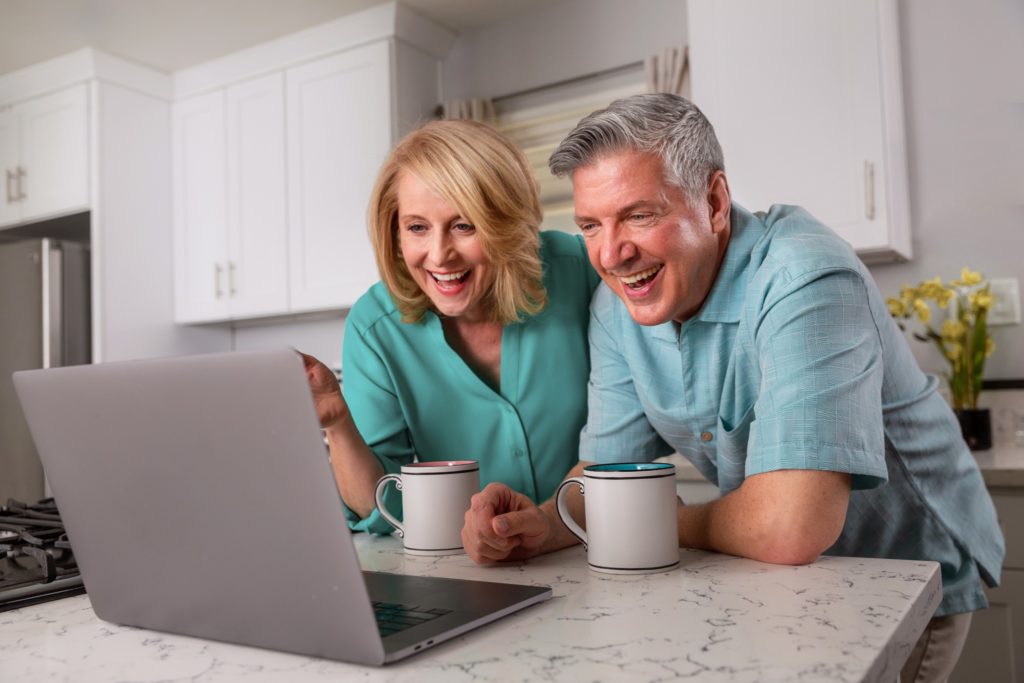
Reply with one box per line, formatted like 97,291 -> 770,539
955,408 -> 992,451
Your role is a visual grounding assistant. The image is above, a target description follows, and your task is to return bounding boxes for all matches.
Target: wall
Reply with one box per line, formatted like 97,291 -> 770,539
442,0 -> 688,101
867,0 -> 1024,381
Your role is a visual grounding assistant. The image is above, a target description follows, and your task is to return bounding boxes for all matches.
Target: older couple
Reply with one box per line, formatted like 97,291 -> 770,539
303,94 -> 1003,683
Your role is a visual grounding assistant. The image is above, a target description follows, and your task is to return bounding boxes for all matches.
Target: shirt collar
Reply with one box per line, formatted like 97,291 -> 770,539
691,202 -> 765,324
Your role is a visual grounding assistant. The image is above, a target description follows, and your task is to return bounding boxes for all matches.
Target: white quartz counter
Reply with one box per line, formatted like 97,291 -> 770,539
1,535 -> 940,682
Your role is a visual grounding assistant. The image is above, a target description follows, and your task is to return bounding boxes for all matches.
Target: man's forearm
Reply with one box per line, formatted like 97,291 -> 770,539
676,470 -> 851,566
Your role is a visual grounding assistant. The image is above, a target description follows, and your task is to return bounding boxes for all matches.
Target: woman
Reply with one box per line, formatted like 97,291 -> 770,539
303,119 -> 598,534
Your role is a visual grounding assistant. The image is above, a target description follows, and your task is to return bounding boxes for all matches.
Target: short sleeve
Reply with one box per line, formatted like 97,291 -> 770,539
340,321 -> 415,534
579,287 -> 672,463
746,268 -> 887,489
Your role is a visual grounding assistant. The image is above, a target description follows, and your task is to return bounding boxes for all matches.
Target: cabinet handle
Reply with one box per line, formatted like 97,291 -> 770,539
864,161 -> 875,220
4,169 -> 12,203
15,166 -> 26,201
214,263 -> 224,299
228,261 -> 237,296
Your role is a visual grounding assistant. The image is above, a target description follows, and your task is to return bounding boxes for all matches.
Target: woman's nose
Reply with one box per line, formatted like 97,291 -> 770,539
428,230 -> 453,264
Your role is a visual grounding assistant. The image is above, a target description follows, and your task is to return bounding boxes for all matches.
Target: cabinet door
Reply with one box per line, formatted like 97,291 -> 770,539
173,90 -> 229,323
0,106 -> 18,227
286,40 -> 392,312
16,83 -> 90,222
687,0 -> 910,261
225,73 -> 289,318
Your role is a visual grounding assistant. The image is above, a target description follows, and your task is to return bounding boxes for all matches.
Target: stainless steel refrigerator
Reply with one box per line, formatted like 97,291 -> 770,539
0,238 -> 90,503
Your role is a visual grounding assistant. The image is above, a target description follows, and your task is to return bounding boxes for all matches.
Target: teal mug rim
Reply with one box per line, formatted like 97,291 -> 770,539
584,462 -> 674,473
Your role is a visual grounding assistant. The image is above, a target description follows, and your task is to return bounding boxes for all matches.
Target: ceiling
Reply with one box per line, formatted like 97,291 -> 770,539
0,0 -> 563,75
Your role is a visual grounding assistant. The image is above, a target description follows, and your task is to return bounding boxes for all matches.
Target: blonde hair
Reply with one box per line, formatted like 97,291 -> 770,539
368,120 -> 546,324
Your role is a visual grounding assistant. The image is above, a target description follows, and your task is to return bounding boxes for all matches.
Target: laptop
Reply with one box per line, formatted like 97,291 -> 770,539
12,348 -> 551,666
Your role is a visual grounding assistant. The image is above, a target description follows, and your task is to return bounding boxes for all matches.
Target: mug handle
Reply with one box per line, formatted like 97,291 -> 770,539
555,477 -> 587,547
374,473 -> 405,538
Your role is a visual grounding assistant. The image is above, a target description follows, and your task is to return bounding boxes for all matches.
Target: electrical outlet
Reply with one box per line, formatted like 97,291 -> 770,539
988,277 -> 1021,325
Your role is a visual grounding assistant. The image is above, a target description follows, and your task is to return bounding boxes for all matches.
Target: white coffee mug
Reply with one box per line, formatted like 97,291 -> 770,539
556,462 -> 679,574
374,460 -> 480,555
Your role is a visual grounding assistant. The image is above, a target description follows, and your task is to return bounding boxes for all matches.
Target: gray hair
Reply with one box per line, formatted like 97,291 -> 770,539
548,93 -> 725,201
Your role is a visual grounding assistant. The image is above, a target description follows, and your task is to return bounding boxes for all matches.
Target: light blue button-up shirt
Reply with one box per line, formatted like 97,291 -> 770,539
581,203 -> 1004,616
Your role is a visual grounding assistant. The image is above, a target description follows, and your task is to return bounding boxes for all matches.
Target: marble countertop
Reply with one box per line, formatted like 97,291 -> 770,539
668,447 -> 1024,488
1,535 -> 940,683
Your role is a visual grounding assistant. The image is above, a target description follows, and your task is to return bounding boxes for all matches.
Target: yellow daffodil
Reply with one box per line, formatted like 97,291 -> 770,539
913,298 -> 931,324
944,342 -> 962,362
970,291 -> 993,311
941,319 -> 966,341
887,297 -> 907,317
985,338 -> 996,357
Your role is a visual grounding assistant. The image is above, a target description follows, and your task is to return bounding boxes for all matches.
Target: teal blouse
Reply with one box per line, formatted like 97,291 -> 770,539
341,231 -> 600,534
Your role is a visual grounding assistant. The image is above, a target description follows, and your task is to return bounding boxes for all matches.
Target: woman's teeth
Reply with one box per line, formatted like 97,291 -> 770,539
431,270 -> 468,283
621,265 -> 662,288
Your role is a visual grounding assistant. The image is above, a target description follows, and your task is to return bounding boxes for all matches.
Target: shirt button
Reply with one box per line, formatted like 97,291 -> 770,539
700,431 -> 714,442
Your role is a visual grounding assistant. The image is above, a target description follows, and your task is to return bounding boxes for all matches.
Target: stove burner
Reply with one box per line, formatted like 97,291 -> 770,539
0,498 -> 85,612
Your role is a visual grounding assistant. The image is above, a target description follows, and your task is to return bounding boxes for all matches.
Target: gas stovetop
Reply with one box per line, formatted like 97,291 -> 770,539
0,498 -> 85,612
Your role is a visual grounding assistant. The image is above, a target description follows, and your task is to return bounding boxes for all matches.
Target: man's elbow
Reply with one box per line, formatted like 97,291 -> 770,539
751,516 -> 845,566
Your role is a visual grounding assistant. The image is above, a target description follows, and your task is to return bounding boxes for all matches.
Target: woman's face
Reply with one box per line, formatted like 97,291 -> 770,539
395,171 -> 493,322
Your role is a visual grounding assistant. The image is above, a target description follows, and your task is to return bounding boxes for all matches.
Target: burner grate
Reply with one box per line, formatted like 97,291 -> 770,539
0,498 -> 85,612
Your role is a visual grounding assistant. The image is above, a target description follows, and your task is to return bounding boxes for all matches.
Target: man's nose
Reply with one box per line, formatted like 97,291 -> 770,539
599,225 -> 637,271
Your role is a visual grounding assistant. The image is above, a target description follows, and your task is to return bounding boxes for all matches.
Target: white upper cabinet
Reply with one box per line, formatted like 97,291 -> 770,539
173,90 -> 229,323
687,0 -> 911,263
174,73 -> 289,323
226,73 -> 288,319
285,41 -> 391,313
171,3 -> 453,323
0,83 -> 89,228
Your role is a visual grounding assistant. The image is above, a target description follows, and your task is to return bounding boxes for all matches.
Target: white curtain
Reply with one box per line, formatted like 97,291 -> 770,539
442,98 -> 496,124
645,46 -> 689,96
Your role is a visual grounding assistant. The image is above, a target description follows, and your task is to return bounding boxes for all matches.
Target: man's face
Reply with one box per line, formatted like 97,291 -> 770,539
572,150 -> 730,326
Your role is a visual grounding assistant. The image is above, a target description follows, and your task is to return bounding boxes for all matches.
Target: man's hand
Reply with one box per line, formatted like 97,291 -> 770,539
462,483 -> 555,564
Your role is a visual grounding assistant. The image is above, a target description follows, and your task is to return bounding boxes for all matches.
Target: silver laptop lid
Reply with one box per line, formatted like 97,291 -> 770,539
13,348 -> 386,665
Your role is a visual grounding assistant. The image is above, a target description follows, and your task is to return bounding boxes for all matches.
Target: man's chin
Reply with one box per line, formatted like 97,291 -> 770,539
625,301 -> 672,327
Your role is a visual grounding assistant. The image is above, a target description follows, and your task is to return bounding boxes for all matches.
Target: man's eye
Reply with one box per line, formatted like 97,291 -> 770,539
630,213 -> 655,224
578,222 -> 597,234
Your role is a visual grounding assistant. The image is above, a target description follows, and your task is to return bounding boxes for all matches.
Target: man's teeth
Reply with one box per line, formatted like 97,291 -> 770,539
431,270 -> 468,282
620,266 -> 661,286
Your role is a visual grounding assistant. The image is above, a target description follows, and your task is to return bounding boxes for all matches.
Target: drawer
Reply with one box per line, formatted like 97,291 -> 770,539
990,489 -> 1024,570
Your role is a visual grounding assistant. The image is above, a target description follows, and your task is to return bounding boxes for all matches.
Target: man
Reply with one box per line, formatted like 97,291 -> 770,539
460,93 -> 1004,682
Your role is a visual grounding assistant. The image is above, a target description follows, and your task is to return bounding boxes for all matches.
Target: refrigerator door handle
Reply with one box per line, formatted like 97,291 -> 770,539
4,169 -> 13,203
16,166 -> 27,201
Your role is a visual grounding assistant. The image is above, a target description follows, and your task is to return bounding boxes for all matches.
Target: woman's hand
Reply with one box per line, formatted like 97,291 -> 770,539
299,352 -> 348,430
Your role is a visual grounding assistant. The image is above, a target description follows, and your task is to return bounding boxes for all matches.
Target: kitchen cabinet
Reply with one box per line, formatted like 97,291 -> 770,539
173,73 -> 288,323
952,487 -> 1024,682
171,3 -> 453,324
686,0 -> 912,263
285,42 -> 391,313
0,83 -> 89,228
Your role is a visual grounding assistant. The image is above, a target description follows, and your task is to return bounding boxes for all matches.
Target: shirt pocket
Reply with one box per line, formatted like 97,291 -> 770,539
716,403 -> 755,494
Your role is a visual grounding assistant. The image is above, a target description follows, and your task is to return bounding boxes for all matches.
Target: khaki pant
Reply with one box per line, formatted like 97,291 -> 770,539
899,612 -> 973,683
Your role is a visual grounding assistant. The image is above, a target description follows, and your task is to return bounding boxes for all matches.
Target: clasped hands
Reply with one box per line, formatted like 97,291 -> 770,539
460,482 -> 561,564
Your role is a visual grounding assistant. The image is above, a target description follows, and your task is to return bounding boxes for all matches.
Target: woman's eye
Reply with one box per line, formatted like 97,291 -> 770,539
453,222 -> 475,233
405,223 -> 427,234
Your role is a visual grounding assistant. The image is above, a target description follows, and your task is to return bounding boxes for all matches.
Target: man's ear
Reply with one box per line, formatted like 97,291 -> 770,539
706,170 -> 731,235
